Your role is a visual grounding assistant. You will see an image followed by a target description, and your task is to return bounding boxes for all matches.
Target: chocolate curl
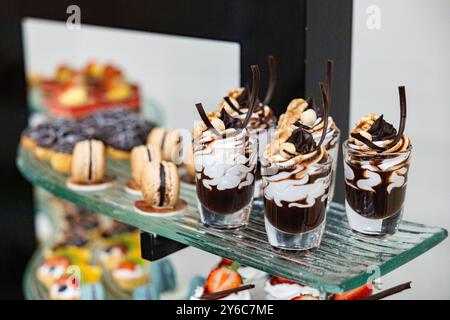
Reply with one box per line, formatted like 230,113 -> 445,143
263,55 -> 277,105
325,59 -> 334,107
201,284 -> 255,300
386,86 -> 407,149
316,82 -> 329,150
363,281 -> 411,300
223,96 -> 243,114
241,65 -> 260,129
195,103 -> 221,136
350,132 -> 386,152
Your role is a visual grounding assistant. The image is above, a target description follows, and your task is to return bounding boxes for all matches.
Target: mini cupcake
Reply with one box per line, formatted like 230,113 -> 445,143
36,256 -> 71,288
112,261 -> 149,292
49,275 -> 81,300
99,243 -> 127,270
264,276 -> 321,300
190,265 -> 251,300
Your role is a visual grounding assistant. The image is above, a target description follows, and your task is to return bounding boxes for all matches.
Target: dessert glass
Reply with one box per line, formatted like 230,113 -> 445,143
262,150 -> 333,250
343,141 -> 412,235
194,129 -> 258,229
314,125 -> 340,205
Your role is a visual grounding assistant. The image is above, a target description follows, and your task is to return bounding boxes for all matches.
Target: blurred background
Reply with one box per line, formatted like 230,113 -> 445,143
0,0 -> 449,299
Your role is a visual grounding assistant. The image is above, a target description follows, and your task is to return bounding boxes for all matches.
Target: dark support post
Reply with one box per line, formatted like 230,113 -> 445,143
140,231 -> 188,261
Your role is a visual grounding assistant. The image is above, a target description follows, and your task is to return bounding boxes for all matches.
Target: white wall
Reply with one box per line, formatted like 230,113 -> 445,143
23,18 -> 240,129
351,0 -> 450,299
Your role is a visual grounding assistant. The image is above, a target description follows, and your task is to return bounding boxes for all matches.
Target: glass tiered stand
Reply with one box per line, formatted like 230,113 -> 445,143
17,146 -> 448,297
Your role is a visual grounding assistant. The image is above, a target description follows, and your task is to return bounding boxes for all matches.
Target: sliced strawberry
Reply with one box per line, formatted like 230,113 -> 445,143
291,294 -> 319,300
218,258 -> 234,267
205,266 -> 242,294
331,284 -> 373,300
118,261 -> 137,271
269,276 -> 298,286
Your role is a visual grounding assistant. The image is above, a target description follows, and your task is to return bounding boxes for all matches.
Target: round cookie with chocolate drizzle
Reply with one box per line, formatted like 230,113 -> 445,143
135,160 -> 186,216
67,139 -> 115,191
125,144 -> 162,196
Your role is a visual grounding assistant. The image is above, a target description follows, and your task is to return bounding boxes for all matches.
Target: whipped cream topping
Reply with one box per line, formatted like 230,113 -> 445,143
238,266 -> 267,282
190,286 -> 251,300
112,265 -> 146,280
345,114 -> 412,194
262,147 -> 331,208
264,280 -> 320,300
194,128 -> 257,191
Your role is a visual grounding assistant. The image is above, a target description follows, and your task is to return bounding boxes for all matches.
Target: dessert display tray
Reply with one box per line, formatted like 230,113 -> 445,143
17,147 -> 448,293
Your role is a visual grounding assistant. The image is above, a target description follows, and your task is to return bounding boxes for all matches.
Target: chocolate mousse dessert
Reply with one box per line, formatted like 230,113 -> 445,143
278,60 -> 340,203
193,65 -> 260,229
262,83 -> 332,250
343,86 -> 412,235
219,55 -> 277,133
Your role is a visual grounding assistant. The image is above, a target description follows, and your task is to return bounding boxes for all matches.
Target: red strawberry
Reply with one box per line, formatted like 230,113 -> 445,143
269,276 -> 298,286
331,284 -> 373,300
291,294 -> 319,300
218,258 -> 234,267
205,266 -> 243,294
118,261 -> 136,271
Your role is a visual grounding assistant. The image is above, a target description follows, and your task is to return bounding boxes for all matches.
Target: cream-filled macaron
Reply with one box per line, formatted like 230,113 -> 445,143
147,127 -> 167,152
130,144 -> 162,187
70,139 -> 106,184
140,161 -> 180,208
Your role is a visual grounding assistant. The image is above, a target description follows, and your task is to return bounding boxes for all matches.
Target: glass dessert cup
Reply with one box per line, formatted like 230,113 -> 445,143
194,132 -> 258,229
262,156 -> 333,250
323,127 -> 340,205
343,141 -> 412,236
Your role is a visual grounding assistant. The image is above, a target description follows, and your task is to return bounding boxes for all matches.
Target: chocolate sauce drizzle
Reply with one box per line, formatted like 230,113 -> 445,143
219,107 -> 242,128
158,163 -> 166,207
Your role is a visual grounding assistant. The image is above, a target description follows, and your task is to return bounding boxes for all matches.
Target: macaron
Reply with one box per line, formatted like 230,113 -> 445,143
71,139 -> 106,184
147,127 -> 167,153
161,130 -> 182,162
140,161 -> 180,208
130,144 -> 162,187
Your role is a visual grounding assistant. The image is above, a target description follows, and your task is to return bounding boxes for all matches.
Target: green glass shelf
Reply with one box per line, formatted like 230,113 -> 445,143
17,147 -> 447,293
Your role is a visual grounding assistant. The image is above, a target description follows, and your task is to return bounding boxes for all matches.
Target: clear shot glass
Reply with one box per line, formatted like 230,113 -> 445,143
343,141 -> 412,236
262,154 -> 333,250
194,130 -> 258,229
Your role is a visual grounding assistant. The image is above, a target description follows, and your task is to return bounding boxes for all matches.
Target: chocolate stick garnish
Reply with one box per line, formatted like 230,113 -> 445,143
263,55 -> 277,105
386,86 -> 407,149
325,59 -> 334,107
224,96 -> 243,114
316,82 -> 329,150
350,132 -> 386,152
201,284 -> 255,300
241,65 -> 260,129
195,103 -> 221,136
363,281 -> 412,300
